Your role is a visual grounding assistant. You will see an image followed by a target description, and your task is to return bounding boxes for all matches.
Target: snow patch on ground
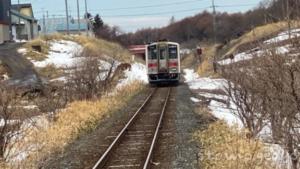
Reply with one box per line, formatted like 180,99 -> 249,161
184,69 -> 226,90
33,40 -> 83,68
117,63 -> 148,88
7,115 -> 50,164
184,69 -> 241,126
219,28 -> 300,65
17,48 -> 27,55
180,49 -> 191,55
264,28 -> 300,44
184,69 -> 291,168
208,100 -> 243,127
219,45 -> 291,65
190,97 -> 201,103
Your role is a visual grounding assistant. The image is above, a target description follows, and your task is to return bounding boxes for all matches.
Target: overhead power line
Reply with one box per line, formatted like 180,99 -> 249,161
34,2 -> 258,19
216,3 -> 257,8
101,6 -> 211,17
33,0 -> 207,14
98,0 -> 208,11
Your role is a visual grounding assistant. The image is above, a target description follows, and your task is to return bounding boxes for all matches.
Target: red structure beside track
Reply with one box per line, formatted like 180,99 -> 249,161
129,45 -> 146,60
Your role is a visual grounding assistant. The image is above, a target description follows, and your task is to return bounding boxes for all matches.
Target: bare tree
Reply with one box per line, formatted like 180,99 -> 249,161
222,62 -> 269,138
221,43 -> 300,169
0,84 -> 23,161
65,50 -> 117,101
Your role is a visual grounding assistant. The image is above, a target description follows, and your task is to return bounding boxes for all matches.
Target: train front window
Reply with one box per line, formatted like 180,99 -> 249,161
169,45 -> 178,59
148,45 -> 157,59
160,48 -> 167,60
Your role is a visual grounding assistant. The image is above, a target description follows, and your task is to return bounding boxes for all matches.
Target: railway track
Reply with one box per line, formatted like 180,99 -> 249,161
92,87 -> 171,169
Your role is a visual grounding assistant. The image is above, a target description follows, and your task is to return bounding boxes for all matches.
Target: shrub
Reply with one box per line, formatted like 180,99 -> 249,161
194,121 -> 276,169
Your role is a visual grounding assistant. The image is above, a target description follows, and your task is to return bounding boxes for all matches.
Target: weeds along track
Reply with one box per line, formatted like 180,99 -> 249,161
92,87 -> 171,169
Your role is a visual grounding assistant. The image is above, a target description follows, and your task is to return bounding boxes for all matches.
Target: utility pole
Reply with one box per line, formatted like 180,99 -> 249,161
287,0 -> 291,38
212,0 -> 216,44
46,11 -> 49,34
42,10 -> 46,35
9,0 -> 13,40
65,0 -> 70,35
85,0 -> 89,36
212,0 -> 217,73
77,0 -> 81,34
18,0 -> 20,24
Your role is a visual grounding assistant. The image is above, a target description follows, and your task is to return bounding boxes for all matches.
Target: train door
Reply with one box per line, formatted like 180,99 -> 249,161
158,44 -> 168,73
147,44 -> 158,74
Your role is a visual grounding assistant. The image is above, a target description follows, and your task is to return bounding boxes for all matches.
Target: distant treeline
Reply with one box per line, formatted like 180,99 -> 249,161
92,0 -> 300,46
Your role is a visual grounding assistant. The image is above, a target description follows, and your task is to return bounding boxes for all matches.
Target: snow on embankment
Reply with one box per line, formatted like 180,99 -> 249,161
184,69 -> 290,168
117,63 -> 148,88
183,69 -> 242,127
219,28 -> 300,65
33,40 -> 82,68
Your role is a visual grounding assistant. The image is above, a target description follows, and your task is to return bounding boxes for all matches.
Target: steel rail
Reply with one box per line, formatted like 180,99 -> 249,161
143,87 -> 171,169
92,88 -> 157,169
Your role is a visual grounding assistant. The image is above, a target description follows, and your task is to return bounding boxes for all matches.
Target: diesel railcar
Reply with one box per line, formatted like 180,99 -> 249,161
146,41 -> 181,84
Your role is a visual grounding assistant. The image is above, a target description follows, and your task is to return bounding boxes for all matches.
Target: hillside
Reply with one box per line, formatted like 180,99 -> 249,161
185,21 -> 300,169
17,34 -> 134,84
0,34 -> 149,168
217,21 -> 300,60
218,21 -> 300,63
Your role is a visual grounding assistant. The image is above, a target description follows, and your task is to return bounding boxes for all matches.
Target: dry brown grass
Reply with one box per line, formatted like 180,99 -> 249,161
0,63 -> 7,75
12,81 -> 144,168
194,121 -> 276,169
0,162 -> 9,169
41,34 -> 132,62
36,64 -> 64,79
23,33 -> 131,63
73,36 -> 132,62
22,38 -> 50,61
197,44 -> 220,77
221,21 -> 300,58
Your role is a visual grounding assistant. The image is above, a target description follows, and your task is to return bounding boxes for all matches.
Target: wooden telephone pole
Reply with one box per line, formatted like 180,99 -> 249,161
76,0 -> 80,34
65,0 -> 69,35
85,0 -> 89,36
212,0 -> 217,73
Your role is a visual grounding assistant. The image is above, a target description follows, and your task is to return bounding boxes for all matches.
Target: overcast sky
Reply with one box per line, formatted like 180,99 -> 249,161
11,0 -> 263,32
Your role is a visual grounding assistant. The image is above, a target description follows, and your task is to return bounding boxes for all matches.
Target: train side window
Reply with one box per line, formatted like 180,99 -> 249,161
148,45 -> 157,59
169,45 -> 178,59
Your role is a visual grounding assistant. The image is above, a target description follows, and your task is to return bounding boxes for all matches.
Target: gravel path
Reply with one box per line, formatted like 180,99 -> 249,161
172,83 -> 203,169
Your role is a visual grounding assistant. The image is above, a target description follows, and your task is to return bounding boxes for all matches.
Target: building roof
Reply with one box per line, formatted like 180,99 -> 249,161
10,9 -> 37,22
11,3 -> 32,10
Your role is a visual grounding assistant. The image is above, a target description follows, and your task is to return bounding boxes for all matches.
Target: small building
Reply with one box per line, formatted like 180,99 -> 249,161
0,0 -> 11,44
10,3 -> 38,41
56,20 -> 88,35
38,17 -> 90,35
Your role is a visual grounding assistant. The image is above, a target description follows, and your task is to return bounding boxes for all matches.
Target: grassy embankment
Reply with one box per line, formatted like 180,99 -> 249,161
193,21 -> 300,169
197,21 -> 300,77
2,34 -> 145,168
194,121 -> 275,169
22,33 -> 132,79
13,81 -> 144,168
